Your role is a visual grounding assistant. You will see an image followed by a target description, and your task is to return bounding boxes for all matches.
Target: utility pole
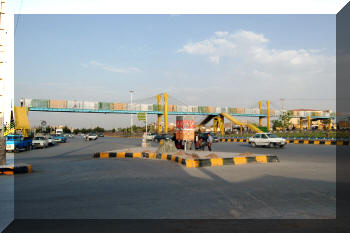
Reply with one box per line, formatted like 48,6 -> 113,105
0,1 -> 6,165
129,90 -> 134,134
267,100 -> 271,132
280,98 -> 285,111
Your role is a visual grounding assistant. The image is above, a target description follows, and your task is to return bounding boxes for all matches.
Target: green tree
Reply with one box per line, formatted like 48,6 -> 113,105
111,128 -> 116,133
73,129 -> 80,134
62,126 -> 71,134
272,120 -> 283,130
44,126 -> 53,134
93,126 -> 105,132
280,111 -> 292,130
35,127 -> 42,133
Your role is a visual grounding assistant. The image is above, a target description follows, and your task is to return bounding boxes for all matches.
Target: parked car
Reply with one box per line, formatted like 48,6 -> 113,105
47,135 -> 56,146
145,133 -> 156,141
98,133 -> 104,137
5,134 -> 32,152
154,134 -> 172,142
54,134 -> 67,143
248,133 -> 286,148
199,132 -> 219,143
86,132 -> 98,141
32,136 -> 49,149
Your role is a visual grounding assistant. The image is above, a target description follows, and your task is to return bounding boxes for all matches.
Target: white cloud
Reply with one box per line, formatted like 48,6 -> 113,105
214,31 -> 229,37
209,56 -> 220,64
179,30 -> 334,70
88,60 -> 141,73
230,30 -> 268,44
177,30 -> 335,110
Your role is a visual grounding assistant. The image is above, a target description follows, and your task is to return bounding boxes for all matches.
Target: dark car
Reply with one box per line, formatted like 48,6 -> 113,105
98,133 -> 104,137
199,132 -> 218,143
154,134 -> 172,142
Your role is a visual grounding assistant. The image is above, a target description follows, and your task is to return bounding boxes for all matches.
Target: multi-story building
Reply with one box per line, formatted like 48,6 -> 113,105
289,109 -> 334,129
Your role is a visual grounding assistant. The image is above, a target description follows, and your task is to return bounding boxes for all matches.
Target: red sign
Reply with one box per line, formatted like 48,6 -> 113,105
176,120 -> 195,130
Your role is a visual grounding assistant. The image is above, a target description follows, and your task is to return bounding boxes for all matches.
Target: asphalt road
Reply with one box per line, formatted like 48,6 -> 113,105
0,136 -> 337,226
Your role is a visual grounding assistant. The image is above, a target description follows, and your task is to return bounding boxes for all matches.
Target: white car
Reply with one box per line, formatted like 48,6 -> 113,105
32,136 -> 49,149
47,135 -> 56,146
145,133 -> 155,141
248,133 -> 286,148
86,133 -> 98,141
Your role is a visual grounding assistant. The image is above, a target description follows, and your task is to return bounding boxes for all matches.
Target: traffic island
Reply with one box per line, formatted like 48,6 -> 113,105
0,154 -> 32,175
219,138 -> 347,145
93,147 -> 279,168
0,164 -> 32,175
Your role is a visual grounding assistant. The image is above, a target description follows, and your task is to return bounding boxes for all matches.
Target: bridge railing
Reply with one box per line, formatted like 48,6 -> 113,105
21,98 -> 333,118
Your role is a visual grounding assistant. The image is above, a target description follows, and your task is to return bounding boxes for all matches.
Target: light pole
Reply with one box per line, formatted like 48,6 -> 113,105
129,90 -> 134,134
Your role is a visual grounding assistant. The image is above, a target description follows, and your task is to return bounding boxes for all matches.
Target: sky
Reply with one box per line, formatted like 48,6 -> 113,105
14,14 -> 336,129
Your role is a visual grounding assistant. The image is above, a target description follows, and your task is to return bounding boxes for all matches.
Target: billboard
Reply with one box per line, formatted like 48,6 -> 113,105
176,116 -> 195,141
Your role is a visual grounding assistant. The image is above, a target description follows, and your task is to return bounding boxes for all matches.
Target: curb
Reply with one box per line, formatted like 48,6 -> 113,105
219,138 -> 347,146
93,151 -> 279,168
0,164 -> 32,175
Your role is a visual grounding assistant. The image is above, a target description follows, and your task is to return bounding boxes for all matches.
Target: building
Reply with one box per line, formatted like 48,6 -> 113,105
288,109 -> 334,129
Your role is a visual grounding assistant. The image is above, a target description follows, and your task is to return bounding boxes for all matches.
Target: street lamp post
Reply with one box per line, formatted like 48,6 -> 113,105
129,90 -> 134,134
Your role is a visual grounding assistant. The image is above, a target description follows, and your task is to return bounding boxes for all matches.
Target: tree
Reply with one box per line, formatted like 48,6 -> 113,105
35,127 -> 43,133
93,126 -> 105,133
73,129 -> 80,134
111,128 -> 116,133
272,120 -> 282,131
62,126 -> 71,134
45,126 -> 53,134
280,111 -> 292,131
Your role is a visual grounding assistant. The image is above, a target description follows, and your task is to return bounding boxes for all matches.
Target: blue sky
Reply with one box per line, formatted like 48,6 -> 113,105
14,15 -> 336,128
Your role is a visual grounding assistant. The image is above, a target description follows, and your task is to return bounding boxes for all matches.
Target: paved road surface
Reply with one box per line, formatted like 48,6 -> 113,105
0,136 -> 337,229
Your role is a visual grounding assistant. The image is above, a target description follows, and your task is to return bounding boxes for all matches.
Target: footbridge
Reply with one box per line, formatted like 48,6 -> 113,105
15,93 -> 334,135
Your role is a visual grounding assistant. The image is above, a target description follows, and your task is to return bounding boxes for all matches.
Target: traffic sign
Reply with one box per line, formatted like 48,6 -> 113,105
137,112 -> 146,121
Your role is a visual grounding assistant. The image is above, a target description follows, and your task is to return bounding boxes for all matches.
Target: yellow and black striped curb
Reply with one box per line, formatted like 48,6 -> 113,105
0,164 -> 32,175
219,138 -> 348,146
93,151 -> 279,168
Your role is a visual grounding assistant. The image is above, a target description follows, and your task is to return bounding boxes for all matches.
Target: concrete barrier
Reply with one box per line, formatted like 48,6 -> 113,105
219,138 -> 346,146
93,151 -> 279,168
0,164 -> 32,175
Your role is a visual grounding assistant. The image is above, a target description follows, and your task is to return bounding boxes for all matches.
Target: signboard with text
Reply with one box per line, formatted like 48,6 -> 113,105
176,116 -> 195,141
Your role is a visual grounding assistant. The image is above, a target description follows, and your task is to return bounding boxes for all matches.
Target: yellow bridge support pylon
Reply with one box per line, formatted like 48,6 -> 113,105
156,94 -> 162,134
156,92 -> 169,134
213,116 -> 219,134
14,106 -> 31,137
258,101 -> 262,127
164,93 -> 168,134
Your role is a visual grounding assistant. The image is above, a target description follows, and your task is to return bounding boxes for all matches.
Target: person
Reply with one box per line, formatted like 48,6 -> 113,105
201,134 -> 207,151
207,133 -> 213,151
187,140 -> 193,150
194,132 -> 199,150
